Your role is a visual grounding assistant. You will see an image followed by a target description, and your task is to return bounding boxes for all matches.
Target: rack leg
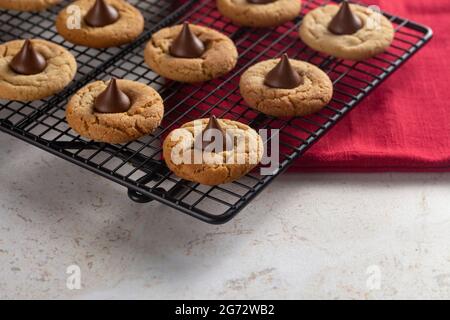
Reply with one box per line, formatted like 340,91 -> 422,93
127,188 -> 154,203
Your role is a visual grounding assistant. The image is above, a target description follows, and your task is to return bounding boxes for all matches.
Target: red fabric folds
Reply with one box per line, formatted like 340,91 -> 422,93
292,0 -> 450,172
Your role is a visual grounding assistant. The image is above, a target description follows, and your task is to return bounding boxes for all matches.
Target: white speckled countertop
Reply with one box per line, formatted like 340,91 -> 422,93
1,131 -> 449,299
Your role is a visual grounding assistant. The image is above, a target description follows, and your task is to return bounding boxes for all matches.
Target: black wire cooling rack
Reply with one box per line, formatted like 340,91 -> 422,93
0,0 -> 433,224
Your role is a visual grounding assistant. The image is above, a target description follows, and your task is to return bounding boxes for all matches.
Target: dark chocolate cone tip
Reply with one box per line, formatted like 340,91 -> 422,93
84,0 -> 119,28
9,39 -> 47,75
328,0 -> 363,35
264,54 -> 303,89
169,22 -> 206,59
94,78 -> 131,114
195,115 -> 234,152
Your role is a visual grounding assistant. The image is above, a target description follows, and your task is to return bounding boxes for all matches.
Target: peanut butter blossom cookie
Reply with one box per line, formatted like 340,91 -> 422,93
163,116 -> 264,186
0,0 -> 61,11
240,54 -> 333,117
144,22 -> 238,83
56,0 -> 144,48
66,79 -> 164,144
217,0 -> 301,27
0,39 -> 77,101
299,1 -> 394,60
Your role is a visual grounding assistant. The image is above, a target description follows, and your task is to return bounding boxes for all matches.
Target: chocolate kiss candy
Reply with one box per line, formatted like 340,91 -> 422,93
94,78 -> 131,113
84,0 -> 119,28
170,22 -> 206,58
9,39 -> 47,75
195,115 -> 233,152
264,54 -> 303,89
328,0 -> 363,35
247,0 -> 277,4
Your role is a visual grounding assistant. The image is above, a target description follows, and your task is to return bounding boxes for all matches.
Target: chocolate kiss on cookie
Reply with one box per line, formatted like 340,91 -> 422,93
170,22 -> 206,58
247,0 -> 277,4
94,78 -> 131,113
9,39 -> 47,75
85,0 -> 119,28
195,115 -> 233,152
328,0 -> 363,35
264,54 -> 303,89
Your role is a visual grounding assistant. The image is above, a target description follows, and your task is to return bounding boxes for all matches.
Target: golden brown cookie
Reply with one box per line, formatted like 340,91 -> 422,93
217,0 -> 301,28
144,24 -> 238,83
163,118 -> 264,185
0,39 -> 77,101
0,0 -> 61,11
299,4 -> 394,60
55,0 -> 144,48
66,79 -> 164,144
239,57 -> 333,117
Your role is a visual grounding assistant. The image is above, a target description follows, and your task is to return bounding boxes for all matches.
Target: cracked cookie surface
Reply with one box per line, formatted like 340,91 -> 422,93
163,118 -> 264,185
144,24 -> 238,83
299,4 -> 394,60
217,0 -> 301,28
66,79 -> 164,144
0,0 -> 61,11
0,39 -> 77,101
56,0 -> 144,48
240,57 -> 333,117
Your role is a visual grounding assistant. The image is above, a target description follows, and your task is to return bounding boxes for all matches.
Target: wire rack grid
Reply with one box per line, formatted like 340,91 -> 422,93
0,0 -> 433,224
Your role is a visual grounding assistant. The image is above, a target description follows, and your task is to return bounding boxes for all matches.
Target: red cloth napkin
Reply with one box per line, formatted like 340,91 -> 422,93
292,0 -> 450,172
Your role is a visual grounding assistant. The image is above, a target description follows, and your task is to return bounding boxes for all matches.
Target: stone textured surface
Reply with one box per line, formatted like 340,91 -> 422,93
56,0 -> 144,48
217,0 -> 301,28
66,79 -> 164,144
0,132 -> 449,299
0,39 -> 77,101
0,0 -> 60,11
299,4 -> 394,60
240,58 -> 333,117
144,24 -> 238,83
